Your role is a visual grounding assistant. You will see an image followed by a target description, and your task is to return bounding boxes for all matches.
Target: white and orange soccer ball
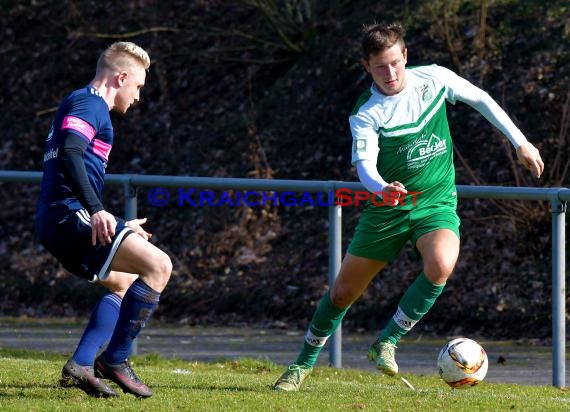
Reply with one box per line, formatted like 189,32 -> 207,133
437,337 -> 488,389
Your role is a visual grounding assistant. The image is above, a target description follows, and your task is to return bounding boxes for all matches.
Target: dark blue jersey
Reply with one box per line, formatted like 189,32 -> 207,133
37,86 -> 113,217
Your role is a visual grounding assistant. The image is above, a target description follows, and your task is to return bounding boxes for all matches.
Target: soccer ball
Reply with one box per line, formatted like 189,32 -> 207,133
437,337 -> 488,389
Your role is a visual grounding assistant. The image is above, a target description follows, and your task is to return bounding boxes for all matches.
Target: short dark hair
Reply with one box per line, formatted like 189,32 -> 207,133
360,23 -> 406,60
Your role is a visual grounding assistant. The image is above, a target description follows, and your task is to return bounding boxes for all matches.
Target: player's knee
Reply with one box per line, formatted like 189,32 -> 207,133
330,286 -> 356,309
158,252 -> 173,280
150,251 -> 172,290
424,258 -> 455,283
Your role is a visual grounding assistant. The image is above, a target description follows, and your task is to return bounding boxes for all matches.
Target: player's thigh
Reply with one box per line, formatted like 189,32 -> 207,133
110,234 -> 172,290
99,271 -> 139,297
37,209 -> 132,283
347,208 -> 411,262
412,204 -> 460,282
330,253 -> 387,308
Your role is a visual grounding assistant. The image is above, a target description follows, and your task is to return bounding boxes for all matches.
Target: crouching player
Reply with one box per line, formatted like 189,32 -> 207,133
36,41 -> 172,398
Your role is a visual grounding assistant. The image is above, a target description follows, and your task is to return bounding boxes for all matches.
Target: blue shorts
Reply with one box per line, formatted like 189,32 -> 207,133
35,208 -> 133,282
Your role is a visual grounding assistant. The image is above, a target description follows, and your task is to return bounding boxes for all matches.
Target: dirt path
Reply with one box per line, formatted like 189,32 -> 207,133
0,320 -> 564,387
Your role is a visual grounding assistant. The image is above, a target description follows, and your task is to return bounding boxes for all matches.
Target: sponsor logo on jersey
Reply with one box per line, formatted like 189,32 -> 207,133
61,115 -> 96,141
405,132 -> 447,169
43,147 -> 58,162
417,82 -> 434,102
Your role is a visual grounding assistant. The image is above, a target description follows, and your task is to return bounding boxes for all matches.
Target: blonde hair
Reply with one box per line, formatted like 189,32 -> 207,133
96,41 -> 150,74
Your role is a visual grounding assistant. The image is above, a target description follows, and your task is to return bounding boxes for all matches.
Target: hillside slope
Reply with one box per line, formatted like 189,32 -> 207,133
0,0 -> 568,339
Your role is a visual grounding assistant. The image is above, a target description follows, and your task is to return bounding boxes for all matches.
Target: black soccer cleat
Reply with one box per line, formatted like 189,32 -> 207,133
60,359 -> 118,398
94,354 -> 153,398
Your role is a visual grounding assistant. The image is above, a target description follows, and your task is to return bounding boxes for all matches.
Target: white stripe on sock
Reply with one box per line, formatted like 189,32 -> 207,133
393,306 -> 418,331
304,330 -> 329,347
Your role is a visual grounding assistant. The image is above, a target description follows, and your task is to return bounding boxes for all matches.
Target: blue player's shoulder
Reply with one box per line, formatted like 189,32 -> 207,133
62,86 -> 107,113
66,86 -> 102,101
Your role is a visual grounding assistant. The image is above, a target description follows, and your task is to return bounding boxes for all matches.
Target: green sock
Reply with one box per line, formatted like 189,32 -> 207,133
379,272 -> 445,345
295,291 -> 349,368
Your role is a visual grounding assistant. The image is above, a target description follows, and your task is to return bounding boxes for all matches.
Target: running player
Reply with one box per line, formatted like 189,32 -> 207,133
35,41 -> 172,398
273,22 -> 544,391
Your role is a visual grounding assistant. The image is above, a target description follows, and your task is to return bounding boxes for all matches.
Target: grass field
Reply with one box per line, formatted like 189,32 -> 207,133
0,348 -> 568,411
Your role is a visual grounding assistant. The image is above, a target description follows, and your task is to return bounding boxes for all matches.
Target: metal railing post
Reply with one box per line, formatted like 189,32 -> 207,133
0,170 -> 568,386
123,180 -> 137,220
328,196 -> 342,368
550,192 -> 566,388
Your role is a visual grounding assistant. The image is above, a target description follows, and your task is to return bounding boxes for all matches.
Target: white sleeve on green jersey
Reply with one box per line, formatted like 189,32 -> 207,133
350,110 -> 380,164
438,66 -> 529,148
356,159 -> 388,193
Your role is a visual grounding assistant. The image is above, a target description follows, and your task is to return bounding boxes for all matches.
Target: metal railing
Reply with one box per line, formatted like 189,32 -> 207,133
1,170 -> 568,387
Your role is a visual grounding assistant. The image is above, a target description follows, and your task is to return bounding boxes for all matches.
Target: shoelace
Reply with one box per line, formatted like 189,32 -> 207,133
121,361 -> 142,383
285,365 -> 303,382
378,343 -> 397,361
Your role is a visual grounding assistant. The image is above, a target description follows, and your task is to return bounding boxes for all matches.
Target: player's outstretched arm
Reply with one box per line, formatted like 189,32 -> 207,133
449,72 -> 545,180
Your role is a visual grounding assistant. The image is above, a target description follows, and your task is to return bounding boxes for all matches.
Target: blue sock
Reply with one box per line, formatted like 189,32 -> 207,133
72,293 -> 122,366
104,278 -> 160,364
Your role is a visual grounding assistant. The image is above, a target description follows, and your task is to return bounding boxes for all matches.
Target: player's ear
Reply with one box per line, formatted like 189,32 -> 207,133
361,58 -> 371,73
117,71 -> 128,86
403,48 -> 408,64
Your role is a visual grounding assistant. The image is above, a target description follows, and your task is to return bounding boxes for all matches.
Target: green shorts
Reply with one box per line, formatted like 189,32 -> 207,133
347,202 -> 460,262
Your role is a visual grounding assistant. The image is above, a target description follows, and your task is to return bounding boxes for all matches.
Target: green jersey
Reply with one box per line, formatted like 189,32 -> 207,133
350,64 -> 466,209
